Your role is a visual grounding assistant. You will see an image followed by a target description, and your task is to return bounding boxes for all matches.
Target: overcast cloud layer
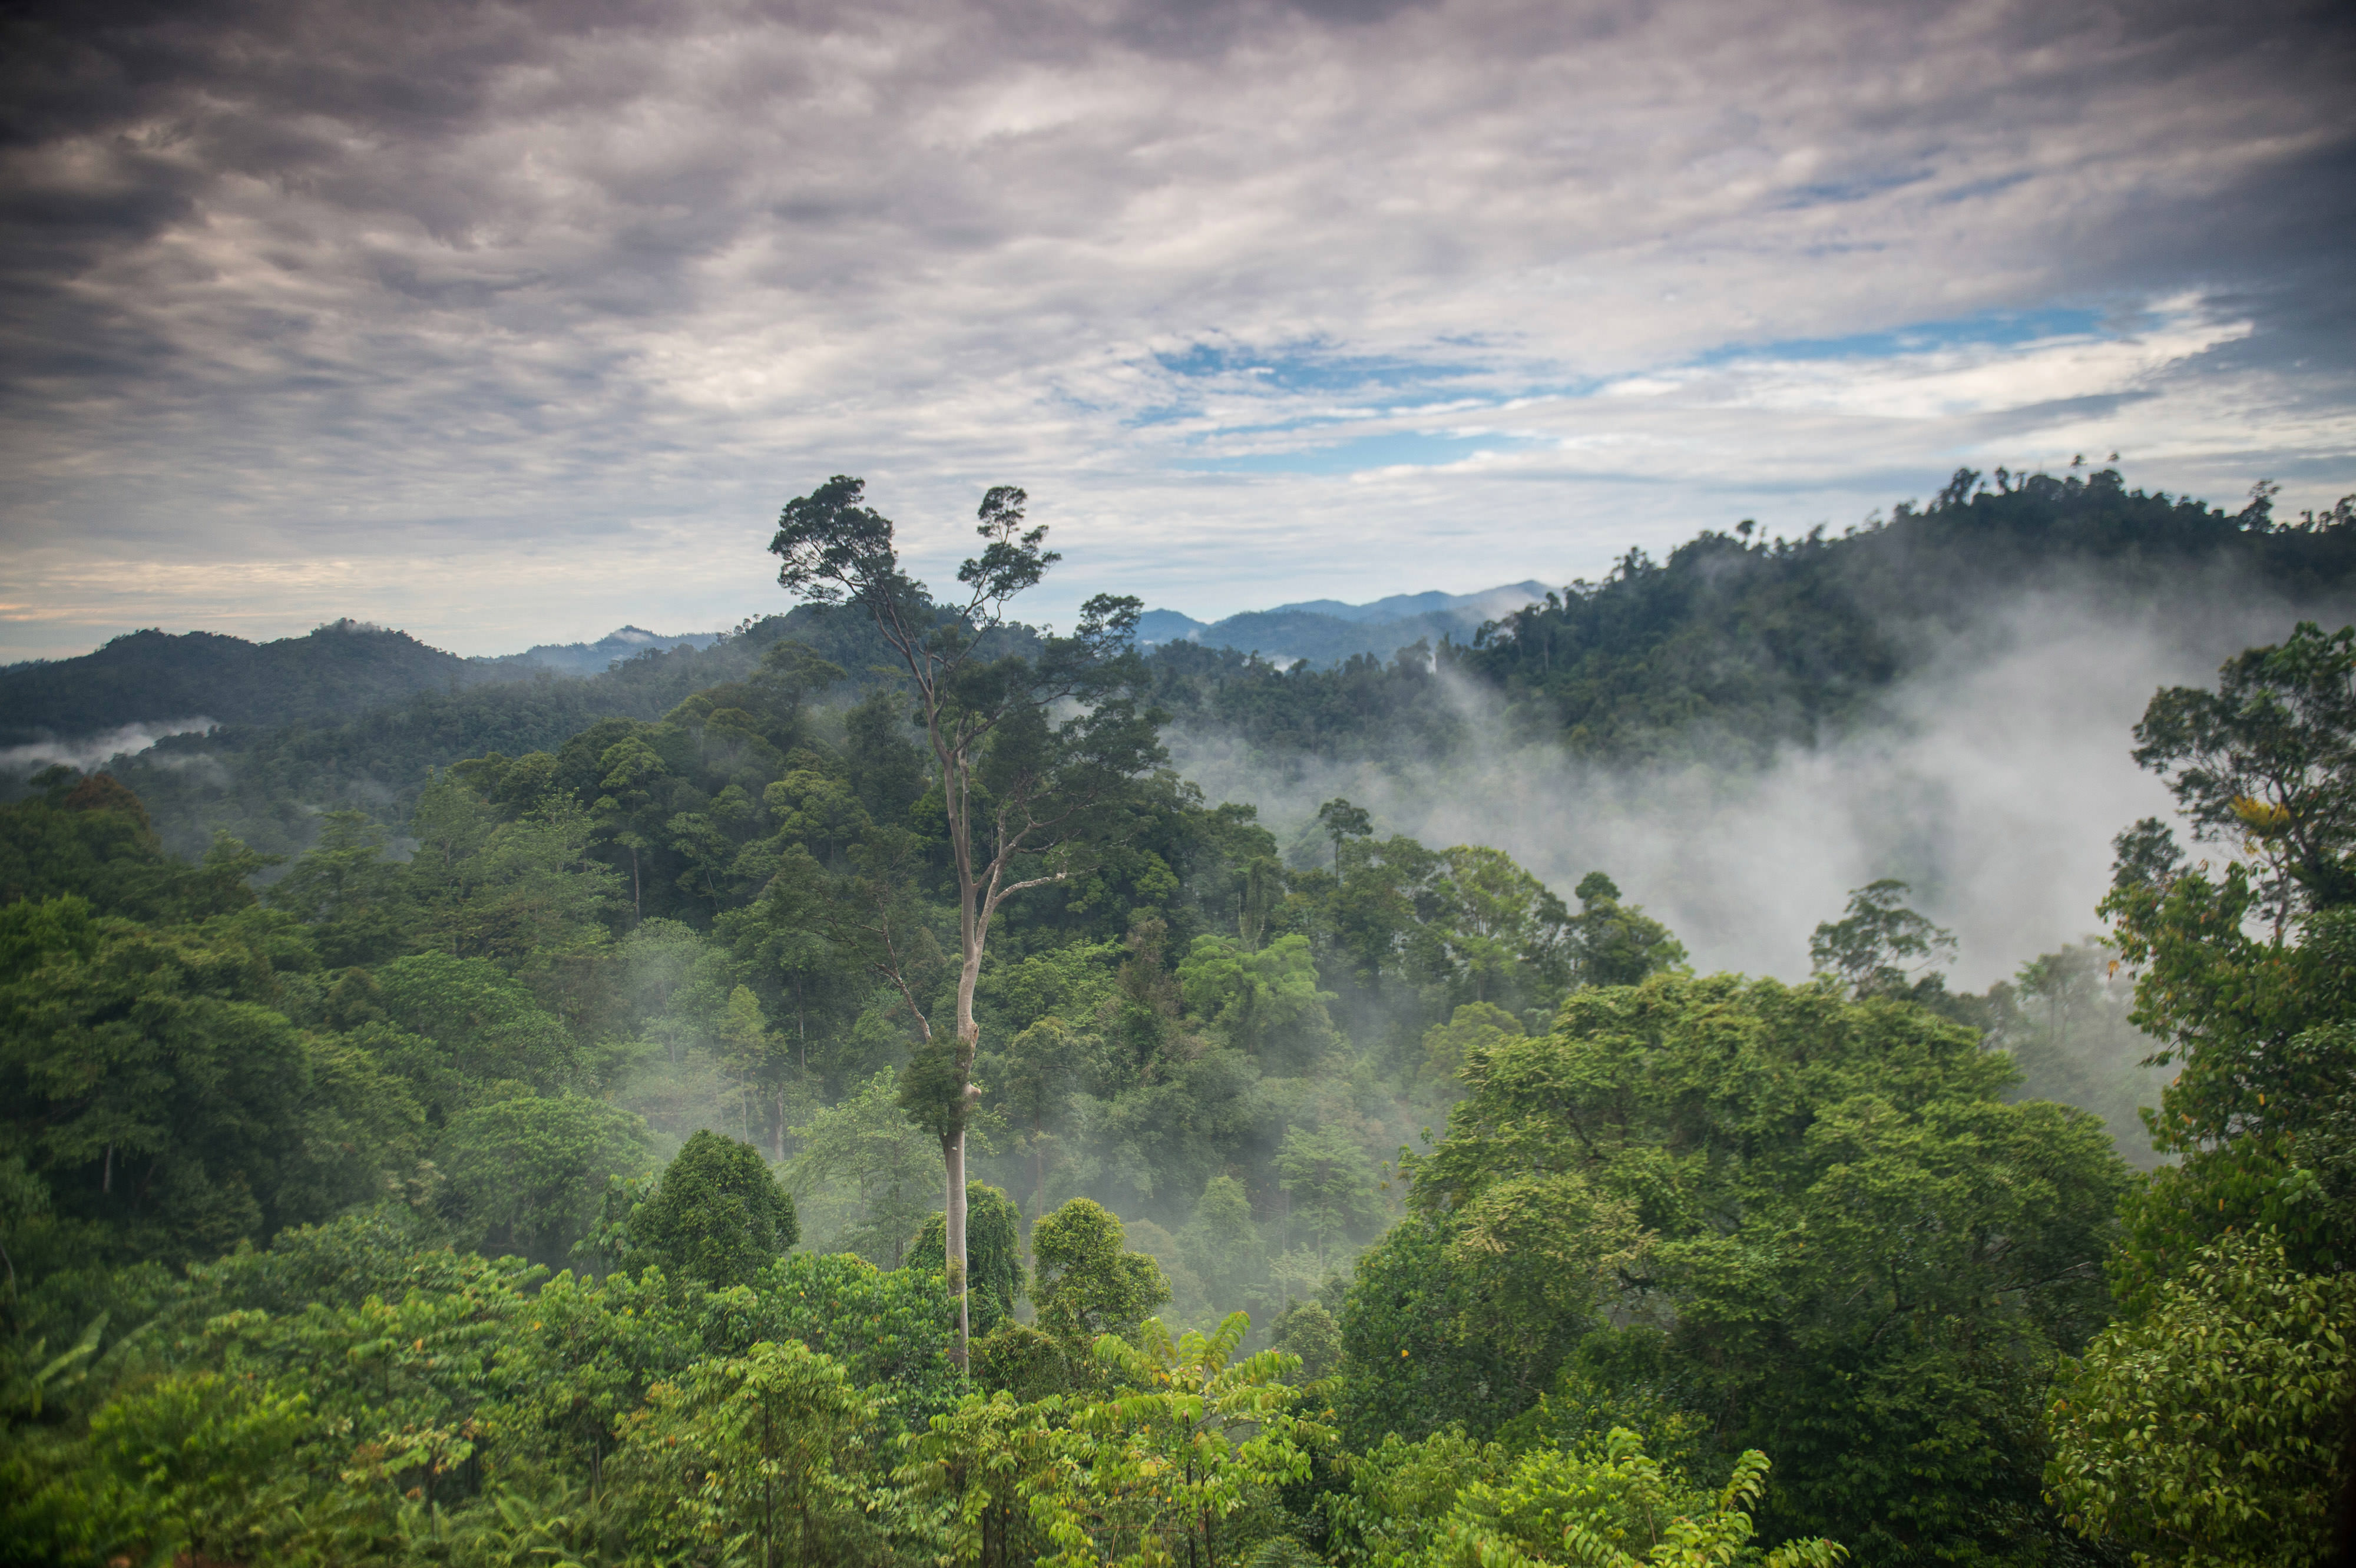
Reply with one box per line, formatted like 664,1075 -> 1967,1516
2,0 -> 2353,660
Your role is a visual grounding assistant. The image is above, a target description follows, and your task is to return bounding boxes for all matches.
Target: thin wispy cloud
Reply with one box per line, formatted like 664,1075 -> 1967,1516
1,0 -> 2350,659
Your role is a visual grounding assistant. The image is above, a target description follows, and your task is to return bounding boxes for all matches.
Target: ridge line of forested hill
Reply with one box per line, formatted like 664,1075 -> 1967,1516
9,466 -> 2354,857
0,621 -> 495,744
1147,467 -> 2356,766
0,619 -> 752,746
5,602 -> 995,858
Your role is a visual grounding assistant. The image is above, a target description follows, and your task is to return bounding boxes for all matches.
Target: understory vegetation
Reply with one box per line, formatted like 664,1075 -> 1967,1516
2,471 -> 2352,1566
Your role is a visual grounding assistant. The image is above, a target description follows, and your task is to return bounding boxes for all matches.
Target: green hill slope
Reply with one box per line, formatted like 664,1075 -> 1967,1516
1150,469 -> 2356,766
0,621 -> 494,745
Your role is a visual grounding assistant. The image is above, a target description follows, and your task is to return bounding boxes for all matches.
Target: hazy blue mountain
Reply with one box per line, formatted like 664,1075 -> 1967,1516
1136,580 -> 1549,664
1135,608 -> 1210,646
1266,581 -> 1551,624
482,626 -> 725,677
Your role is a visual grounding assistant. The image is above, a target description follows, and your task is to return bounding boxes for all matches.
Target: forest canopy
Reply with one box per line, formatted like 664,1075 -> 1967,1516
1,469 -> 2352,1567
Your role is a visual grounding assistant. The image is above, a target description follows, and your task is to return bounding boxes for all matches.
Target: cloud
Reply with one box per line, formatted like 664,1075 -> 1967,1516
0,718 -> 216,777
0,0 -> 2350,659
1167,564 -> 2352,991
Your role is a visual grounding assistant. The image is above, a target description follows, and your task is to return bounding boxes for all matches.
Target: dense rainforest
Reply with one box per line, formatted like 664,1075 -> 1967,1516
1,468 -> 2352,1567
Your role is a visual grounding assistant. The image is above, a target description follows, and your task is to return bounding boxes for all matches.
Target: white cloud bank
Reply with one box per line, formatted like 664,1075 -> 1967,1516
1171,570 -> 2329,990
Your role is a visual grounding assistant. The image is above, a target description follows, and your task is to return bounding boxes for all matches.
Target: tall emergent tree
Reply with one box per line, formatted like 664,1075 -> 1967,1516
769,476 -> 1162,1364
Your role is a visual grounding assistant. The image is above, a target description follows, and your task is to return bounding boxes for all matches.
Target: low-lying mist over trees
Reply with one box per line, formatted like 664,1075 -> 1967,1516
3,467 -> 2354,1565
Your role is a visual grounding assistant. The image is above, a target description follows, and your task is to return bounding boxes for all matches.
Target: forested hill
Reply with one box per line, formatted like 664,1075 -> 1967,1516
1151,468 -> 2356,765
1468,468 -> 2356,759
0,621 -> 495,745
35,603 -> 1031,858
10,467 -> 2354,856
0,621 -> 744,747
1137,580 -> 1548,667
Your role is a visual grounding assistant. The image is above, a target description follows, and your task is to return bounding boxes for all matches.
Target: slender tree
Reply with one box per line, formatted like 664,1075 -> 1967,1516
769,475 -> 1162,1365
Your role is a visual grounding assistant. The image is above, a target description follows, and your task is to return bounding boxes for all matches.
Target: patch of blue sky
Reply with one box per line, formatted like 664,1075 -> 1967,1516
1932,171 -> 2034,205
1180,429 -> 1534,475
1153,340 -> 1490,397
1692,306 -> 2106,367
1773,166 -> 1935,209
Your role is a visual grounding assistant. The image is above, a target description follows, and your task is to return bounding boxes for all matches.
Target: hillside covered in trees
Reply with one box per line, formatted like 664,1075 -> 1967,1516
11,468 -> 2356,868
1150,468 -> 2356,766
1,469 -> 2352,1566
0,623 -> 735,749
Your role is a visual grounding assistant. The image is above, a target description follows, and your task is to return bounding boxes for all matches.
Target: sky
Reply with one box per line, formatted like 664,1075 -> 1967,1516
2,0 -> 2353,663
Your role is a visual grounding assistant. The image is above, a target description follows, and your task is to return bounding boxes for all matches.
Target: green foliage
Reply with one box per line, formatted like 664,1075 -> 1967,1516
1469,469 -> 2356,763
1180,932 -> 1341,1066
1269,1299 -> 1342,1382
1178,1173 -> 1267,1318
614,1338 -> 881,1567
1566,872 -> 1686,990
1807,879 -> 1958,1000
1336,1424 -> 1844,1568
2047,1226 -> 2356,1568
898,1384 -> 1066,1568
0,621 -> 498,744
772,475 -> 1170,1372
406,777 -> 620,968
1130,474 -> 2356,769
0,897 -> 409,1269
1434,846 -> 1576,1009
263,808 -> 411,964
790,1067 -> 942,1268
373,950 -> 580,1098
439,1094 -> 657,1268
2103,669 -> 2356,1282
2130,619 -> 2356,916
971,1321 -> 1071,1402
78,1369 -> 314,1564
1319,798 -> 1376,862
910,1183 -> 1026,1334
8,495 -> 2351,1568
630,1130 -> 801,1289
2035,626 -> 2356,1566
699,1252 -> 958,1424
1032,1198 -> 1172,1376
1345,972 -> 2132,1560
61,607 -> 881,860
1030,1312 -> 1327,1568
1421,1001 -> 1525,1091
1333,1426 -> 1790,1568
0,772 -> 263,923
1275,1123 -> 1387,1272
1982,939 -> 2170,1168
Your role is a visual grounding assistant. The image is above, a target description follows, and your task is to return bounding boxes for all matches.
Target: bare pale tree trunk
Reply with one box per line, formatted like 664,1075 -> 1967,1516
945,1127 -> 969,1353
944,908 -> 984,1367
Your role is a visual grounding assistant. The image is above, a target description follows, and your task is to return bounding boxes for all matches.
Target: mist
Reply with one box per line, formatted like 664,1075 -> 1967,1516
1169,576 -> 2355,992
0,719 -> 216,779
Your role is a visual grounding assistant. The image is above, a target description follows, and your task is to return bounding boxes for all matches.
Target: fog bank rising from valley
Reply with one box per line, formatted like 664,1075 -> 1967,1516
1172,576 -> 2350,990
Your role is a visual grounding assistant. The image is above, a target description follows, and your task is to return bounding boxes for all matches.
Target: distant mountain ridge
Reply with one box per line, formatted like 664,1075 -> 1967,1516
1137,580 -> 1549,666
0,621 -> 724,747
0,621 -> 489,747
2,586 -> 1507,752
482,625 -> 724,678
